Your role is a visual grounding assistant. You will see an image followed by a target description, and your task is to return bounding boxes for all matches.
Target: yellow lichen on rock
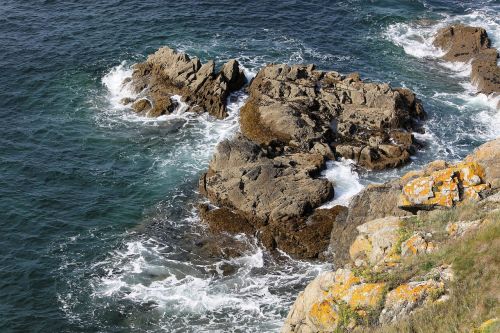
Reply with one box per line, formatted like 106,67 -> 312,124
308,298 -> 339,329
343,283 -> 386,309
401,233 -> 435,256
379,280 -> 445,324
400,162 -> 490,210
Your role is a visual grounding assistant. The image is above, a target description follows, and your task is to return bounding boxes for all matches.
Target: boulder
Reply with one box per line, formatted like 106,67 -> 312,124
328,181 -> 410,265
434,25 -> 500,98
349,217 -> 402,268
399,161 -> 491,211
200,63 -> 425,258
282,269 -> 386,333
125,47 -> 246,118
465,138 -> 500,189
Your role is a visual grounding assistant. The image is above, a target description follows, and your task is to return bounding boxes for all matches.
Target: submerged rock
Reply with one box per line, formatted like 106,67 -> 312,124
434,25 -> 500,100
125,47 -> 246,118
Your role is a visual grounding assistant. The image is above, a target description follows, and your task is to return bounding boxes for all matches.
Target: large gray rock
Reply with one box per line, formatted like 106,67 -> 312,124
240,64 -> 425,170
123,47 -> 247,118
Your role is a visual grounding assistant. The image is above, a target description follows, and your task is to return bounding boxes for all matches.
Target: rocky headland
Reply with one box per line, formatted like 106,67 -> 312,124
282,138 -> 500,332
198,63 -> 426,258
433,24 -> 500,106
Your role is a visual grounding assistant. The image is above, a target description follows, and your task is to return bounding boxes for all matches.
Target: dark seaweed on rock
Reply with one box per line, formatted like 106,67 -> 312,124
199,63 -> 426,258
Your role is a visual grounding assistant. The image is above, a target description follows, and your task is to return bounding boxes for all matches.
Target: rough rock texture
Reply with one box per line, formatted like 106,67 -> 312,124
282,269 -> 386,333
349,217 -> 402,268
199,63 -> 425,258
465,138 -> 500,189
123,47 -> 246,118
399,161 -> 491,211
282,139 -> 499,332
379,280 -> 445,324
434,25 -> 500,99
240,64 -> 426,170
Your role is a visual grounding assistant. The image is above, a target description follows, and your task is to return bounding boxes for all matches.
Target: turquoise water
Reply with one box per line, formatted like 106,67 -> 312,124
0,1 -> 499,332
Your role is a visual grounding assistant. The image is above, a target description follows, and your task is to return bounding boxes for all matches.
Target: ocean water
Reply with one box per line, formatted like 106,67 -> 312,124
0,1 -> 499,332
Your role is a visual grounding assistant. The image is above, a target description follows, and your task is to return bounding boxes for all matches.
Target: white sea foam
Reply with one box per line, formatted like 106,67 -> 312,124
385,9 -> 500,139
320,159 -> 365,207
85,232 -> 327,331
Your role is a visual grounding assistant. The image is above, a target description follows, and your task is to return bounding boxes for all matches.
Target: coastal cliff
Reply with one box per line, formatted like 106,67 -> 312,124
282,138 -> 500,332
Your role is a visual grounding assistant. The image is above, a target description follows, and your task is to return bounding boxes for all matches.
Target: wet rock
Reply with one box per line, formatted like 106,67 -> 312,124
434,25 -> 500,98
240,64 -> 425,170
127,47 -> 246,118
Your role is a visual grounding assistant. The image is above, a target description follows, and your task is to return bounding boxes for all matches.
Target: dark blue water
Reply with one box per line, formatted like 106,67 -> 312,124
1,1 -> 499,332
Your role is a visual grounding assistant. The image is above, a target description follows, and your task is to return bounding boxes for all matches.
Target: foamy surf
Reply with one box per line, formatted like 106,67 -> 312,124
385,8 -> 500,139
320,159 -> 365,207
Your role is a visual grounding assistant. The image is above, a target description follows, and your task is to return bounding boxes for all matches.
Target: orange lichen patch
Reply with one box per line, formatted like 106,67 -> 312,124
385,281 -> 444,305
401,233 -> 435,256
402,177 -> 434,204
431,168 -> 455,183
343,283 -> 387,309
328,270 -> 362,298
309,298 -> 339,329
400,161 -> 490,209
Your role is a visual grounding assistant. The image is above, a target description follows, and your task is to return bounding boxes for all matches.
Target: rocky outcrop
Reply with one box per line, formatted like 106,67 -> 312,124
122,47 -> 246,118
199,64 -> 426,258
434,25 -> 500,99
282,139 -> 500,331
240,64 -> 425,170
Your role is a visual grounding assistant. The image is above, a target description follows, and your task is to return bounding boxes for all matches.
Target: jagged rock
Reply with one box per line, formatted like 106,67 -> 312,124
465,138 -> 500,189
125,47 -> 246,118
199,135 -> 332,223
240,63 -> 425,170
282,269 -> 386,333
434,25 -> 500,98
379,280 -> 445,324
328,181 -> 410,265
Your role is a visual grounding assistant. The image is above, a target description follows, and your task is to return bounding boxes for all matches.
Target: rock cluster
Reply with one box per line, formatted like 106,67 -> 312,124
123,47 -> 246,118
200,64 -> 426,258
433,25 -> 500,100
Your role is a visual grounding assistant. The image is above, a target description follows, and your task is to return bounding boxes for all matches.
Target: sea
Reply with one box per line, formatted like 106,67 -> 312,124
0,0 -> 499,332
